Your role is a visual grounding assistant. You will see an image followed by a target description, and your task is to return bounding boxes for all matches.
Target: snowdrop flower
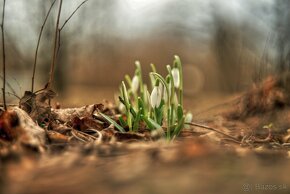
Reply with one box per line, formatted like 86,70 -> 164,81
150,85 -> 162,108
131,75 -> 139,93
171,68 -> 180,88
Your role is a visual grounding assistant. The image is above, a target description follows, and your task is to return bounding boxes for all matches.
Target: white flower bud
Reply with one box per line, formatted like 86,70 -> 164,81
185,112 -> 193,123
131,75 -> 139,93
150,86 -> 162,108
118,103 -> 126,113
163,82 -> 172,102
184,112 -> 193,129
163,86 -> 168,102
171,68 -> 180,88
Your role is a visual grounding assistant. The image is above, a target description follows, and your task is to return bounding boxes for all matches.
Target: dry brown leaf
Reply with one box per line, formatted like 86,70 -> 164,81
52,104 -> 97,123
19,89 -> 56,123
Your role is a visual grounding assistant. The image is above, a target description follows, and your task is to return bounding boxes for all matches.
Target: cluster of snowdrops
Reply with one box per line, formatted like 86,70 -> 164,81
101,55 -> 192,140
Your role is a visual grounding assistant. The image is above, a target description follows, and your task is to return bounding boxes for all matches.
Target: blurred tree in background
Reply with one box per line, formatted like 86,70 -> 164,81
0,0 -> 286,104
275,0 -> 290,72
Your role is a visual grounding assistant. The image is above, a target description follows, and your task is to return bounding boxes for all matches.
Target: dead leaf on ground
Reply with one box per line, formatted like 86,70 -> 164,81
0,107 -> 45,153
19,89 -> 56,123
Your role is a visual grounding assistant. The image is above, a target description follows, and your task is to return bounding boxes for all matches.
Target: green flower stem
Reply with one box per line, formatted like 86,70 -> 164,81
125,74 -> 132,87
150,72 -> 171,139
150,63 -> 157,73
121,81 -> 132,131
170,103 -> 175,126
133,108 -> 142,131
150,63 -> 157,89
172,116 -> 185,138
167,108 -> 171,140
135,61 -> 144,94
125,74 -> 138,109
166,65 -> 175,103
142,85 -> 148,116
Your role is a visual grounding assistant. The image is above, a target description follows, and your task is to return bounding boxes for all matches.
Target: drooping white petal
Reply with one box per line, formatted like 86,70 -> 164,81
171,68 -> 180,88
131,75 -> 139,93
150,86 -> 162,108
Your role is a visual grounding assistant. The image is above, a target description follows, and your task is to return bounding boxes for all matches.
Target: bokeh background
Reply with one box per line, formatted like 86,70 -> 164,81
0,0 -> 289,109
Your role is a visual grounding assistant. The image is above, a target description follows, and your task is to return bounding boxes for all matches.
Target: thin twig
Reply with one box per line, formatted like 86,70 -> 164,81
192,94 -> 243,117
185,122 -> 240,142
60,0 -> 88,31
48,0 -> 88,90
56,0 -> 89,55
1,0 -> 7,110
48,0 -> 63,89
221,138 -> 242,144
31,0 -> 57,92
0,103 -> 18,107
0,75 -> 18,98
252,128 -> 272,143
6,91 -> 20,99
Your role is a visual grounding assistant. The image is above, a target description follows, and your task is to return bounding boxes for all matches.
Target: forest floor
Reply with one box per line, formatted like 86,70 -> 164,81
1,76 -> 290,194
